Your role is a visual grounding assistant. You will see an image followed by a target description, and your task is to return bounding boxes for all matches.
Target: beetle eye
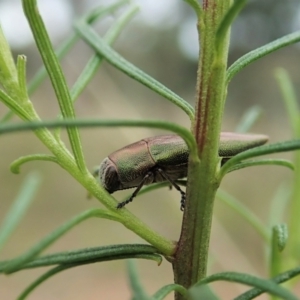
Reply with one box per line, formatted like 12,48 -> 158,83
98,158 -> 120,193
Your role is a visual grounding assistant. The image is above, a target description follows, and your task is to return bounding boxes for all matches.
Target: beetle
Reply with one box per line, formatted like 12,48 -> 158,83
95,133 -> 268,210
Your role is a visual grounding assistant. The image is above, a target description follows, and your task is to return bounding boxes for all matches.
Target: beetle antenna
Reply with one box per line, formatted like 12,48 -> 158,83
157,168 -> 186,211
116,172 -> 153,209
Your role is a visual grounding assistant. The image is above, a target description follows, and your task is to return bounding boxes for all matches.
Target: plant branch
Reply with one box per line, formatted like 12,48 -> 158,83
22,0 -> 87,173
173,1 -> 233,295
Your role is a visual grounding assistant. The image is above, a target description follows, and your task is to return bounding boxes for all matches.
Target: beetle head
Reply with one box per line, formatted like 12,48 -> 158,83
98,157 -> 121,193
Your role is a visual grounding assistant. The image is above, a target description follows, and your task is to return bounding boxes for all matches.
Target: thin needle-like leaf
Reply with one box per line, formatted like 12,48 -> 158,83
2,209 -> 120,273
0,172 -> 41,252
227,31 -> 300,84
221,139 -> 300,177
127,260 -> 152,300
153,284 -> 187,299
70,4 -> 139,101
236,266 -> 300,300
22,0 -> 86,172
275,68 -> 300,138
10,154 -> 59,174
0,244 -> 161,272
196,272 -> 298,300
74,20 -> 195,120
217,189 -> 269,241
226,158 -> 294,173
0,119 -> 198,160
235,105 -> 263,133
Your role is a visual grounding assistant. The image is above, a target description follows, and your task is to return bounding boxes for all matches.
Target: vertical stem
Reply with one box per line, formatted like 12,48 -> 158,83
275,69 -> 300,272
287,144 -> 300,263
172,0 -> 232,297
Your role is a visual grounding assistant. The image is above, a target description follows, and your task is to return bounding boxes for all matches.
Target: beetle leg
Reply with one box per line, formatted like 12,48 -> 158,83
116,171 -> 154,209
157,168 -> 186,211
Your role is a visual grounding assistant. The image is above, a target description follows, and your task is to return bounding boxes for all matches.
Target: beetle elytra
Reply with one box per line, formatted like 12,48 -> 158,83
95,133 -> 268,210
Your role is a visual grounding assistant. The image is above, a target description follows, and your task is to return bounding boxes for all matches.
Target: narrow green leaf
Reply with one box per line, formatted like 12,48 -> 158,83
0,110 -> 14,123
235,105 -> 263,133
183,0 -> 202,19
188,284 -> 220,300
0,26 -> 19,95
132,254 -> 162,265
0,89 -> 31,120
54,5 -> 138,139
2,1 -> 130,123
196,272 -> 298,300
236,266 -> 300,300
22,0 -> 73,115
10,154 -> 59,174
215,0 -> 247,56
17,265 -> 71,300
226,158 -> 294,173
0,244 -> 161,272
22,0 -> 86,172
275,68 -> 300,138
127,260 -> 152,300
28,1 -> 130,97
81,0 -> 130,24
17,250 -> 161,300
216,189 -> 269,241
152,283 -> 187,299
0,118 -> 198,160
74,20 -> 195,120
2,209 -> 120,273
227,31 -> 300,84
221,139 -> 300,177
0,172 -> 41,252
268,184 -> 290,227
276,70 -> 300,272
70,4 -> 139,101
18,254 -> 162,300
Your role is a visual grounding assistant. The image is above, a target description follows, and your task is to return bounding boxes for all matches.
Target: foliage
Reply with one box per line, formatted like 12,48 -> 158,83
1,0 -> 300,299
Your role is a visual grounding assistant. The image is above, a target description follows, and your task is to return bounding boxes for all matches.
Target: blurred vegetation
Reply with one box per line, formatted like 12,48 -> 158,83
0,0 -> 300,299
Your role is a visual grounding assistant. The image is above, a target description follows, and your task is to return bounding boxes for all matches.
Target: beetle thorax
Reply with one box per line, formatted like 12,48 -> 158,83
106,140 -> 157,190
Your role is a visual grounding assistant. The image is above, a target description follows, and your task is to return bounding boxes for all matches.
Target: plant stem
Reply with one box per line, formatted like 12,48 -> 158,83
172,1 -> 232,297
173,159 -> 217,286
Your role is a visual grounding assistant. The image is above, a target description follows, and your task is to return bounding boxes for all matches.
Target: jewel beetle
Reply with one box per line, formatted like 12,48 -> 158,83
95,133 -> 268,210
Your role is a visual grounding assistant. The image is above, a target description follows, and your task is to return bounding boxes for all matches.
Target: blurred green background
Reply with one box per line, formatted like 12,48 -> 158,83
1,0 -> 300,299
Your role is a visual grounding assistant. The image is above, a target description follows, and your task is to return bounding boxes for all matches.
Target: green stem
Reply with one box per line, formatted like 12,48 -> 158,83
0,117 -> 179,254
173,0 -> 232,296
0,27 -> 20,98
22,0 -> 87,173
35,129 -> 174,254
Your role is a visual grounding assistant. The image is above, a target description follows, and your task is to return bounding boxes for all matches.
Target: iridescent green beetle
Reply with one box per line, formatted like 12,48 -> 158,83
96,133 -> 268,210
